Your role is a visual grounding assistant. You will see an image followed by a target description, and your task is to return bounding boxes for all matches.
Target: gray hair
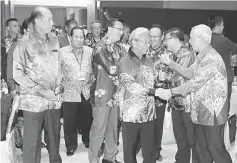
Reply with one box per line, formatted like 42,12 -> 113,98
191,24 -> 212,44
129,27 -> 149,45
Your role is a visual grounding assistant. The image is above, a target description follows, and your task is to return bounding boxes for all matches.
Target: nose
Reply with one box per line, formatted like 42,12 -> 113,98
50,19 -> 54,26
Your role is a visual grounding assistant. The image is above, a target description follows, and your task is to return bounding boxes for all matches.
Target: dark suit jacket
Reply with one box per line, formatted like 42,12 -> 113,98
58,34 -> 70,48
211,33 -> 237,83
7,41 -> 20,92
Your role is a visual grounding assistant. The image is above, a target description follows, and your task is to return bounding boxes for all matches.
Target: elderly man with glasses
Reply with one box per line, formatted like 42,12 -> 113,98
117,27 -> 157,163
85,20 -> 105,48
158,24 -> 232,163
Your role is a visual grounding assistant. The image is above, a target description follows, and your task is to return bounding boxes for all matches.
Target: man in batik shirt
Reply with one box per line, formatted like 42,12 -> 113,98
85,20 -> 105,48
13,7 -> 62,163
163,28 -> 196,163
148,24 -> 175,161
159,24 -> 232,163
58,27 -> 93,155
118,27 -> 156,163
1,18 -> 20,81
89,19 -> 125,163
120,23 -> 131,52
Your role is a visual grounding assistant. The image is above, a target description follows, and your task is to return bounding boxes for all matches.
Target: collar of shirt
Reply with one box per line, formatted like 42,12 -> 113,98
31,29 -> 50,43
70,45 -> 84,54
196,45 -> 212,64
128,48 -> 146,61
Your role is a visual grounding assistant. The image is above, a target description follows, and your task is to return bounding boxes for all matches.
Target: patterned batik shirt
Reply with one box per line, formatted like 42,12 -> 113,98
148,46 -> 176,107
85,33 -> 105,48
13,31 -> 60,112
90,37 -> 127,107
170,46 -> 228,126
117,49 -> 156,123
169,45 -> 195,112
58,45 -> 93,102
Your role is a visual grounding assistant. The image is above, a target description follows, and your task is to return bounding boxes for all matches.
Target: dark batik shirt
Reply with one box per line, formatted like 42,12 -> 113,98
117,49 -> 156,123
90,37 -> 126,107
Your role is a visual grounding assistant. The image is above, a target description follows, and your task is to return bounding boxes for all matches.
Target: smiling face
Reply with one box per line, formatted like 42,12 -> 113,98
108,21 -> 124,42
149,27 -> 163,49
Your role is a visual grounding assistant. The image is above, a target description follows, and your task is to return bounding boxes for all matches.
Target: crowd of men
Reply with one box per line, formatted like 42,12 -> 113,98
1,6 -> 237,163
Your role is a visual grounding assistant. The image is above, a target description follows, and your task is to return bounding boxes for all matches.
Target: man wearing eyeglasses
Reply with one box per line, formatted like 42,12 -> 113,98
163,28 -> 196,163
89,18 -> 126,163
148,24 -> 176,162
117,27 -> 156,163
85,20 -> 105,48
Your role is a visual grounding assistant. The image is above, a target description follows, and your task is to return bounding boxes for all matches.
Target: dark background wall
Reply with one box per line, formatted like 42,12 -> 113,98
100,7 -> 237,42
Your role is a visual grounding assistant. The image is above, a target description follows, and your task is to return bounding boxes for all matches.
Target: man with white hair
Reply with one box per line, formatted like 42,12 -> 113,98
117,27 -> 156,163
159,24 -> 232,163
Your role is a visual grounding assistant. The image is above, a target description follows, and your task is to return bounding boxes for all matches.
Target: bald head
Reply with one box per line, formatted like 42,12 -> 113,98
31,6 -> 54,34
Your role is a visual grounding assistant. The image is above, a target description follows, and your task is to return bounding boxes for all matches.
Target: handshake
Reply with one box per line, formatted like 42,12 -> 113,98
146,88 -> 172,100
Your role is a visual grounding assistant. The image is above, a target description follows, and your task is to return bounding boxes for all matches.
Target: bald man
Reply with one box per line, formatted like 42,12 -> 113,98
13,7 -> 62,163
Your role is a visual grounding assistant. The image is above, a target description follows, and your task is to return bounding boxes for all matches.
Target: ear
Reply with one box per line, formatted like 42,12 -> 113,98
107,26 -> 113,34
6,26 -> 10,32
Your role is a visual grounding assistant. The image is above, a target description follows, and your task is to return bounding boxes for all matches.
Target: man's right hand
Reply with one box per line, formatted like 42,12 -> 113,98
40,90 -> 57,101
160,54 -> 171,65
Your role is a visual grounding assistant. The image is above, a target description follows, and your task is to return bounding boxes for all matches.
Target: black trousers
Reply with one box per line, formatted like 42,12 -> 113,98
195,121 -> 232,163
122,121 -> 156,163
228,82 -> 236,142
172,110 -> 196,163
23,109 -> 61,163
155,103 -> 166,155
62,95 -> 92,151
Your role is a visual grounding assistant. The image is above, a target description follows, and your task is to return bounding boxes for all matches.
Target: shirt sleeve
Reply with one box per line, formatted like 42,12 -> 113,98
93,46 -> 117,76
171,52 -> 195,81
117,64 -> 147,95
225,37 -> 237,52
169,59 -> 197,80
171,58 -> 219,96
7,42 -> 17,92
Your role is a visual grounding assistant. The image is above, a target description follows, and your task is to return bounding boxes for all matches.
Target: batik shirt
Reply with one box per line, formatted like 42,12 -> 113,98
117,49 -> 156,123
170,46 -> 228,125
85,33 -> 105,48
58,45 -> 93,102
13,31 -> 60,112
148,46 -> 176,106
169,45 -> 195,112
90,37 -> 127,107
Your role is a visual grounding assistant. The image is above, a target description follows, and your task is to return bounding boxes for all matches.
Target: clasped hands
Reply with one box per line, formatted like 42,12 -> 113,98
42,87 -> 62,110
143,88 -> 172,100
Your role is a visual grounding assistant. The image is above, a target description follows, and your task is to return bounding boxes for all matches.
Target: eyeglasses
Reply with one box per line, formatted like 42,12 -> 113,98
136,39 -> 151,45
112,26 -> 124,31
92,27 -> 101,30
150,35 -> 162,39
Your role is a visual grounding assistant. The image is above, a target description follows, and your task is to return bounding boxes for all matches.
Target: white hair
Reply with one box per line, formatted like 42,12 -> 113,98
129,27 -> 149,44
191,24 -> 212,44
